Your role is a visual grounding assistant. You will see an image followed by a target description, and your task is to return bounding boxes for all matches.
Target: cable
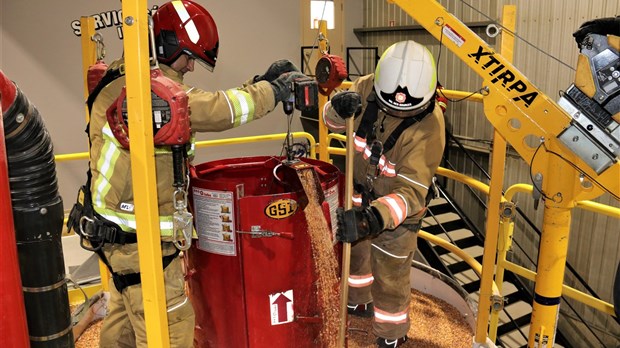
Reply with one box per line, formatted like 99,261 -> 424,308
305,0 -> 330,72
528,140 -> 620,202
457,0 -> 575,72
439,86 -> 488,103
435,21 -> 489,104
541,143 -> 620,201
528,141 -> 558,202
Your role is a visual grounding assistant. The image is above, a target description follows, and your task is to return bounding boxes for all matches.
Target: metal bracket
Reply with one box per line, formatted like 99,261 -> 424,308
499,201 -> 516,220
237,225 -> 294,239
490,294 -> 505,312
532,172 -> 543,210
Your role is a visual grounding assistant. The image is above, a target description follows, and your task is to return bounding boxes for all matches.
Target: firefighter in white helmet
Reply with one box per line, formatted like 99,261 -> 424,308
324,40 -> 447,347
67,1 -> 306,346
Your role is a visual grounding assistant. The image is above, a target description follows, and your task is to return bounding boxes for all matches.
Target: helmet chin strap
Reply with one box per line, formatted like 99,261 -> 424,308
377,96 -> 434,119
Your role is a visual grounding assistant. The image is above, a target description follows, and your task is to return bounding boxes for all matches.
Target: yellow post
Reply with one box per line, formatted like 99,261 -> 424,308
474,135 -> 505,345
489,205 -> 514,341
317,20 -> 331,162
487,5 -> 516,342
528,150 -> 574,348
122,1 -> 170,347
79,16 -> 110,292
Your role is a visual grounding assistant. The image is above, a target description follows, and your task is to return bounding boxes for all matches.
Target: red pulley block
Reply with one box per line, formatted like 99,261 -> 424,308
106,68 -> 190,149
87,60 -> 109,94
315,54 -> 348,96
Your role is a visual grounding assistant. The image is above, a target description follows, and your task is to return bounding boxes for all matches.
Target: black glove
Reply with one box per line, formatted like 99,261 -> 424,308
336,206 -> 383,243
270,72 -> 308,105
331,91 -> 362,118
573,17 -> 620,48
254,59 -> 300,83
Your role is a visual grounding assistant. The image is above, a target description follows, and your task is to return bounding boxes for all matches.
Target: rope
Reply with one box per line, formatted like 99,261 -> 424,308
457,0 -> 576,71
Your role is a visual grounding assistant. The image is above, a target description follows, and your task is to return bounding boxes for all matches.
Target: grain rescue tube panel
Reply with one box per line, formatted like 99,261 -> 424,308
188,156 -> 342,348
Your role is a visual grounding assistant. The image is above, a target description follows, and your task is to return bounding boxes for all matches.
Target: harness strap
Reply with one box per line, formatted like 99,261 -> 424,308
85,67 -> 124,137
86,67 -> 124,114
355,91 -> 435,153
110,249 -> 180,293
354,181 -> 375,207
382,99 -> 435,153
355,91 -> 379,142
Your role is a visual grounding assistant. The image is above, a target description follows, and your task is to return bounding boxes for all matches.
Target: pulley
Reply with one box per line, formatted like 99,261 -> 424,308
87,33 -> 108,94
315,54 -> 348,96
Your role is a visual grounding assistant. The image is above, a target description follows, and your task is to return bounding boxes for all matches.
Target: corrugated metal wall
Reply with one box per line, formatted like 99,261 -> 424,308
355,1 -> 620,347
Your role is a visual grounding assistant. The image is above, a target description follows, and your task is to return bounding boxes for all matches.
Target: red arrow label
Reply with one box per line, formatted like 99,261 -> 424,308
273,293 -> 292,323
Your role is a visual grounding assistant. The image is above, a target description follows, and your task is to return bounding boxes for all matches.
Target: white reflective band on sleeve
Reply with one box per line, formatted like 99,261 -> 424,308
353,135 -> 366,151
397,173 -> 428,190
379,158 -> 396,177
172,1 -> 200,44
102,125 -> 114,139
363,146 -> 372,160
378,156 -> 385,167
231,89 -> 250,125
102,124 -> 123,147
322,102 -> 346,132
377,194 -> 407,225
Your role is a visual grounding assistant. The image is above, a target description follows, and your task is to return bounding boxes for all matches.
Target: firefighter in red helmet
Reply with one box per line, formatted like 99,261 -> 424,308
68,1 -> 306,346
324,40 -> 447,347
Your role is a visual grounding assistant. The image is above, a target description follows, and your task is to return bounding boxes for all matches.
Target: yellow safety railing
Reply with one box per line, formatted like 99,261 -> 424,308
55,132 -> 317,165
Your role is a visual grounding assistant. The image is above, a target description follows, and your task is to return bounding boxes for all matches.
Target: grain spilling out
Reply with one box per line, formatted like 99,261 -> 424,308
298,168 -> 341,348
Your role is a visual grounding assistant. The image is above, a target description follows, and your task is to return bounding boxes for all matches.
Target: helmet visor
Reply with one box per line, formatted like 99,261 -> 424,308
185,50 -> 215,72
375,55 -> 436,99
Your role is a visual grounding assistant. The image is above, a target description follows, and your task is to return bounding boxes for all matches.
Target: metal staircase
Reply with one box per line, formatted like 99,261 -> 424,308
418,188 -> 571,348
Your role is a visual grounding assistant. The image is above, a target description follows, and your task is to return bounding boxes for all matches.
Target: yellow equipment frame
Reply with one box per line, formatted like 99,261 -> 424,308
388,1 -> 620,347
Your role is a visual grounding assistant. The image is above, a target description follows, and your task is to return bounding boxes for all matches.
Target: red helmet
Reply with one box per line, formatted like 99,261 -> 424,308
153,0 -> 219,71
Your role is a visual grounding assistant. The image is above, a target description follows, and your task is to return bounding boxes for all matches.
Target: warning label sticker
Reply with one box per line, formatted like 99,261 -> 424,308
442,23 -> 466,47
192,187 -> 236,256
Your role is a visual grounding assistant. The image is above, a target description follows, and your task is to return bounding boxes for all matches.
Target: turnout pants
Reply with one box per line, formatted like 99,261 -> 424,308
99,242 -> 195,348
348,224 -> 419,340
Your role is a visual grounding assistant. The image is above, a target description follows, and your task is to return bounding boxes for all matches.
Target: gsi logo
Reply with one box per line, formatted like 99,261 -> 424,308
265,199 -> 297,220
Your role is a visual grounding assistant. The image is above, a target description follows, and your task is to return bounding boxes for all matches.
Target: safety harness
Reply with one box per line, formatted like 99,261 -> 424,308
66,66 -> 180,293
354,91 -> 437,207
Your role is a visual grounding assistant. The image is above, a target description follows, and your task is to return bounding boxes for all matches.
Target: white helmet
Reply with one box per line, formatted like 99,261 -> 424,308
374,40 -> 437,118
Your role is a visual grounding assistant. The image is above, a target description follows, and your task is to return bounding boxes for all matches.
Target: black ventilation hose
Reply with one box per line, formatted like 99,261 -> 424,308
3,84 -> 74,347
